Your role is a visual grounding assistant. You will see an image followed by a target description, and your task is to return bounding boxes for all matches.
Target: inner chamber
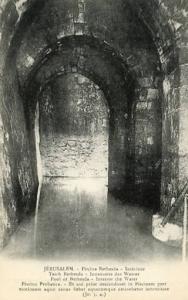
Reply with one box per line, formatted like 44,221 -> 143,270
4,73 -> 175,261
36,73 -> 110,256
39,73 -> 109,181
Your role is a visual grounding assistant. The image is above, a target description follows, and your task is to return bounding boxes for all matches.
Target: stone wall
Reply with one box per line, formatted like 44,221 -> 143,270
39,74 -> 109,178
18,0 -> 162,206
134,80 -> 162,208
0,0 -> 38,247
1,0 -> 165,212
0,0 -> 188,248
40,135 -> 108,178
38,70 -> 162,209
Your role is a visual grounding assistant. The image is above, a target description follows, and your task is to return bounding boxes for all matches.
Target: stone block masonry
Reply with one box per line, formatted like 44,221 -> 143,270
39,74 -> 109,179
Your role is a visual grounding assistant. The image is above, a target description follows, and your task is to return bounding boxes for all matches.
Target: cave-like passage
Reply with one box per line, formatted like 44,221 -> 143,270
34,74 -> 110,256
1,73 -> 181,261
0,0 -> 186,264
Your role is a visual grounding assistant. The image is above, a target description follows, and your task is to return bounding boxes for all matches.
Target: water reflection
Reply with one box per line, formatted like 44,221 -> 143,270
35,178 -> 108,258
2,178 -> 181,262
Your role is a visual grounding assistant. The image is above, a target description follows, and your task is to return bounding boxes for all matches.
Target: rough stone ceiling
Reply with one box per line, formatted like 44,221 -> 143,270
14,0 -> 161,89
1,0 -> 178,86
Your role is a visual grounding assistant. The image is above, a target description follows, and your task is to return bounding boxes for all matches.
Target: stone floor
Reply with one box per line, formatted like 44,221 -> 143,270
1,178 -> 181,262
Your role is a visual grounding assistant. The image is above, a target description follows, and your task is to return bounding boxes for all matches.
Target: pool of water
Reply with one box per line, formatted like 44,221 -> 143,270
1,178 -> 181,262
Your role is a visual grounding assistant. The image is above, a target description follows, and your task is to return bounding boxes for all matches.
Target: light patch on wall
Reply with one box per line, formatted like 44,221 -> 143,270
182,9 -> 188,17
25,55 -> 34,68
35,103 -> 43,183
163,78 -> 171,96
5,132 -> 9,141
15,0 -> 27,18
65,18 -> 75,36
57,31 -> 65,39
147,88 -> 159,100
136,102 -> 147,110
0,0 -> 9,11
147,137 -> 153,145
170,20 -> 182,31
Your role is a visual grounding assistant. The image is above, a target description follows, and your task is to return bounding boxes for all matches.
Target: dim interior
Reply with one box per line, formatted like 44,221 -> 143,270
0,0 -> 186,262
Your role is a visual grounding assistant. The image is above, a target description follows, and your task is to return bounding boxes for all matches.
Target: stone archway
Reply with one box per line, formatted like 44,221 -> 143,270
0,0 -> 183,248
39,73 -> 110,181
25,36 -> 135,200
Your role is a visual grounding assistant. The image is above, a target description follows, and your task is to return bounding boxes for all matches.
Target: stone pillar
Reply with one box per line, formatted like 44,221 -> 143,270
108,109 -> 128,196
179,57 -> 188,184
176,41 -> 188,222
160,70 -> 180,217
159,34 -> 188,223
152,24 -> 188,245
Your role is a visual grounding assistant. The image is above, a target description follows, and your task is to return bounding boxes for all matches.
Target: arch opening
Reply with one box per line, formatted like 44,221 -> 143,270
0,0 -> 182,257
25,36 -> 136,204
39,73 -> 109,182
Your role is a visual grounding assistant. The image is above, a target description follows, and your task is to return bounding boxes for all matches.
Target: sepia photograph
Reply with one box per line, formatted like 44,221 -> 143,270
0,0 -> 188,299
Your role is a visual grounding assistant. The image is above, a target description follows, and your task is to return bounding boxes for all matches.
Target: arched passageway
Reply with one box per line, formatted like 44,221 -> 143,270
0,0 -> 185,261
39,73 -> 109,180
26,35 -> 136,202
